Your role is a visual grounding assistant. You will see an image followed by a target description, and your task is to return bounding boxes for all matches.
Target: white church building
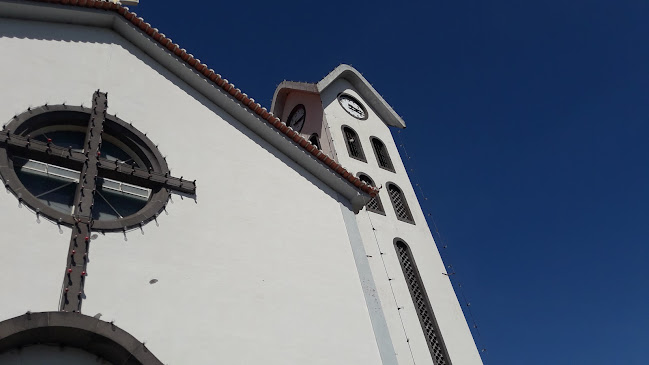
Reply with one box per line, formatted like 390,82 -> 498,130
0,1 -> 483,364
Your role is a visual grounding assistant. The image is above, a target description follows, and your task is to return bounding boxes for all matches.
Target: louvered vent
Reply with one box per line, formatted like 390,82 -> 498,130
387,184 -> 414,223
366,195 -> 383,213
371,137 -> 394,171
343,126 -> 365,161
358,174 -> 384,214
396,241 -> 450,365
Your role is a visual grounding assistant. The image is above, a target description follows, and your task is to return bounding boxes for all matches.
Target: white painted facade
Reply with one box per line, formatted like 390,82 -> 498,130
320,78 -> 483,365
0,15 -> 379,365
0,2 -> 482,365
273,71 -> 484,364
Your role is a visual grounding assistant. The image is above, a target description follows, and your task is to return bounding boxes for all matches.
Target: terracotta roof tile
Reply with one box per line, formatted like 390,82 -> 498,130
25,0 -> 379,198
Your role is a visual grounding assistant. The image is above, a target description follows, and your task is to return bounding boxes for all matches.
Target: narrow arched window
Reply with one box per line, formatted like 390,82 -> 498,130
342,126 -> 366,162
371,137 -> 394,172
387,183 -> 414,223
309,133 -> 321,150
394,240 -> 450,365
358,174 -> 384,215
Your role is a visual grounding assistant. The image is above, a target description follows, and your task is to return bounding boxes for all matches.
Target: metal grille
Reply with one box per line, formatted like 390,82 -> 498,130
396,241 -> 450,365
388,184 -> 414,223
371,138 -> 394,170
359,174 -> 384,214
343,127 -> 365,160
366,195 -> 383,213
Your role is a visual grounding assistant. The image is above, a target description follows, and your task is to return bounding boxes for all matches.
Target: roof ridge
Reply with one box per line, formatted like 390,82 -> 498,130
20,0 -> 378,197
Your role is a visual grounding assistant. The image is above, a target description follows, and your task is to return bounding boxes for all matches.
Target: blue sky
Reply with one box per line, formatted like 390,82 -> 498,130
136,1 -> 648,363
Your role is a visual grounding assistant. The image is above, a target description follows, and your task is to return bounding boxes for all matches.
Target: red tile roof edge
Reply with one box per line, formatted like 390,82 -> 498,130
25,0 -> 379,198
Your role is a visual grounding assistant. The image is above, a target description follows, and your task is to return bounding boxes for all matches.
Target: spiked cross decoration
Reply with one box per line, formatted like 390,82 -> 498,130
0,91 -> 196,312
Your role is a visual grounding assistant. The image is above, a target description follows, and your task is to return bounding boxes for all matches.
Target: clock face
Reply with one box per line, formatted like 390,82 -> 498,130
338,94 -> 367,120
287,104 -> 306,132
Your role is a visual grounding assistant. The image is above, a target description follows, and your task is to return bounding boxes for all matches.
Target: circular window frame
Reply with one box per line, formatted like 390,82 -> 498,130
0,104 -> 170,232
0,312 -> 163,364
337,93 -> 369,120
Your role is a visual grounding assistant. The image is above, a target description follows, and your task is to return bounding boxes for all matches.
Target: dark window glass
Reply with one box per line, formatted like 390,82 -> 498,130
371,137 -> 394,171
395,241 -> 450,365
14,159 -> 77,215
92,178 -> 149,220
358,174 -> 384,215
387,183 -> 414,223
342,126 -> 366,161
9,120 -> 151,222
309,133 -> 321,150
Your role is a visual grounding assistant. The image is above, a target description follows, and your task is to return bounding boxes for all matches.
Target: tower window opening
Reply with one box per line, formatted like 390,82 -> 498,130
387,183 -> 414,224
342,126 -> 366,162
395,240 -> 450,365
371,137 -> 394,172
309,133 -> 321,150
358,174 -> 384,215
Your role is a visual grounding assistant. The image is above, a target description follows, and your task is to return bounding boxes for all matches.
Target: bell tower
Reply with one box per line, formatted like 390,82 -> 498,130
272,65 -> 483,365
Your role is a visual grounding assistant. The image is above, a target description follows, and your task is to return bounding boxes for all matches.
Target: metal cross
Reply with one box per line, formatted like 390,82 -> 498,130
0,91 -> 196,312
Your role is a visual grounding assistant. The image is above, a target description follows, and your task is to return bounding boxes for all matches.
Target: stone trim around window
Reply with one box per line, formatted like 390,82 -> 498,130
0,311 -> 164,365
0,104 -> 171,232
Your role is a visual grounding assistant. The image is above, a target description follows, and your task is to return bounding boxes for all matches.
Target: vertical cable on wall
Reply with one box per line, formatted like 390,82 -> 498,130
395,129 -> 489,361
364,208 -> 418,365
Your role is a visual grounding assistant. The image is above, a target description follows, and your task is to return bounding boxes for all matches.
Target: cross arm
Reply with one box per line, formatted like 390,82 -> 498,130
97,160 -> 196,195
0,130 -> 196,195
0,129 -> 85,171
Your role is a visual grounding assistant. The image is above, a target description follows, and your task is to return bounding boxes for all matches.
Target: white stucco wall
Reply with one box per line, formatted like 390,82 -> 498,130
0,19 -> 382,364
320,79 -> 483,365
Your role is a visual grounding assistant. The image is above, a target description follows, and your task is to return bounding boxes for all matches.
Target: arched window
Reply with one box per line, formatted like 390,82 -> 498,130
370,137 -> 394,172
358,174 -> 384,215
342,126 -> 366,162
387,183 -> 414,224
309,133 -> 321,150
394,240 -> 450,365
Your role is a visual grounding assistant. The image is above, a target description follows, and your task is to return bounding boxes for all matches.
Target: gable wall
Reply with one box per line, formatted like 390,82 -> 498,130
0,19 -> 382,365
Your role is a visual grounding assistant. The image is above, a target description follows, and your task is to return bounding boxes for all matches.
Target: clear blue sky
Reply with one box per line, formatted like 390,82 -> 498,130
135,1 -> 649,363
